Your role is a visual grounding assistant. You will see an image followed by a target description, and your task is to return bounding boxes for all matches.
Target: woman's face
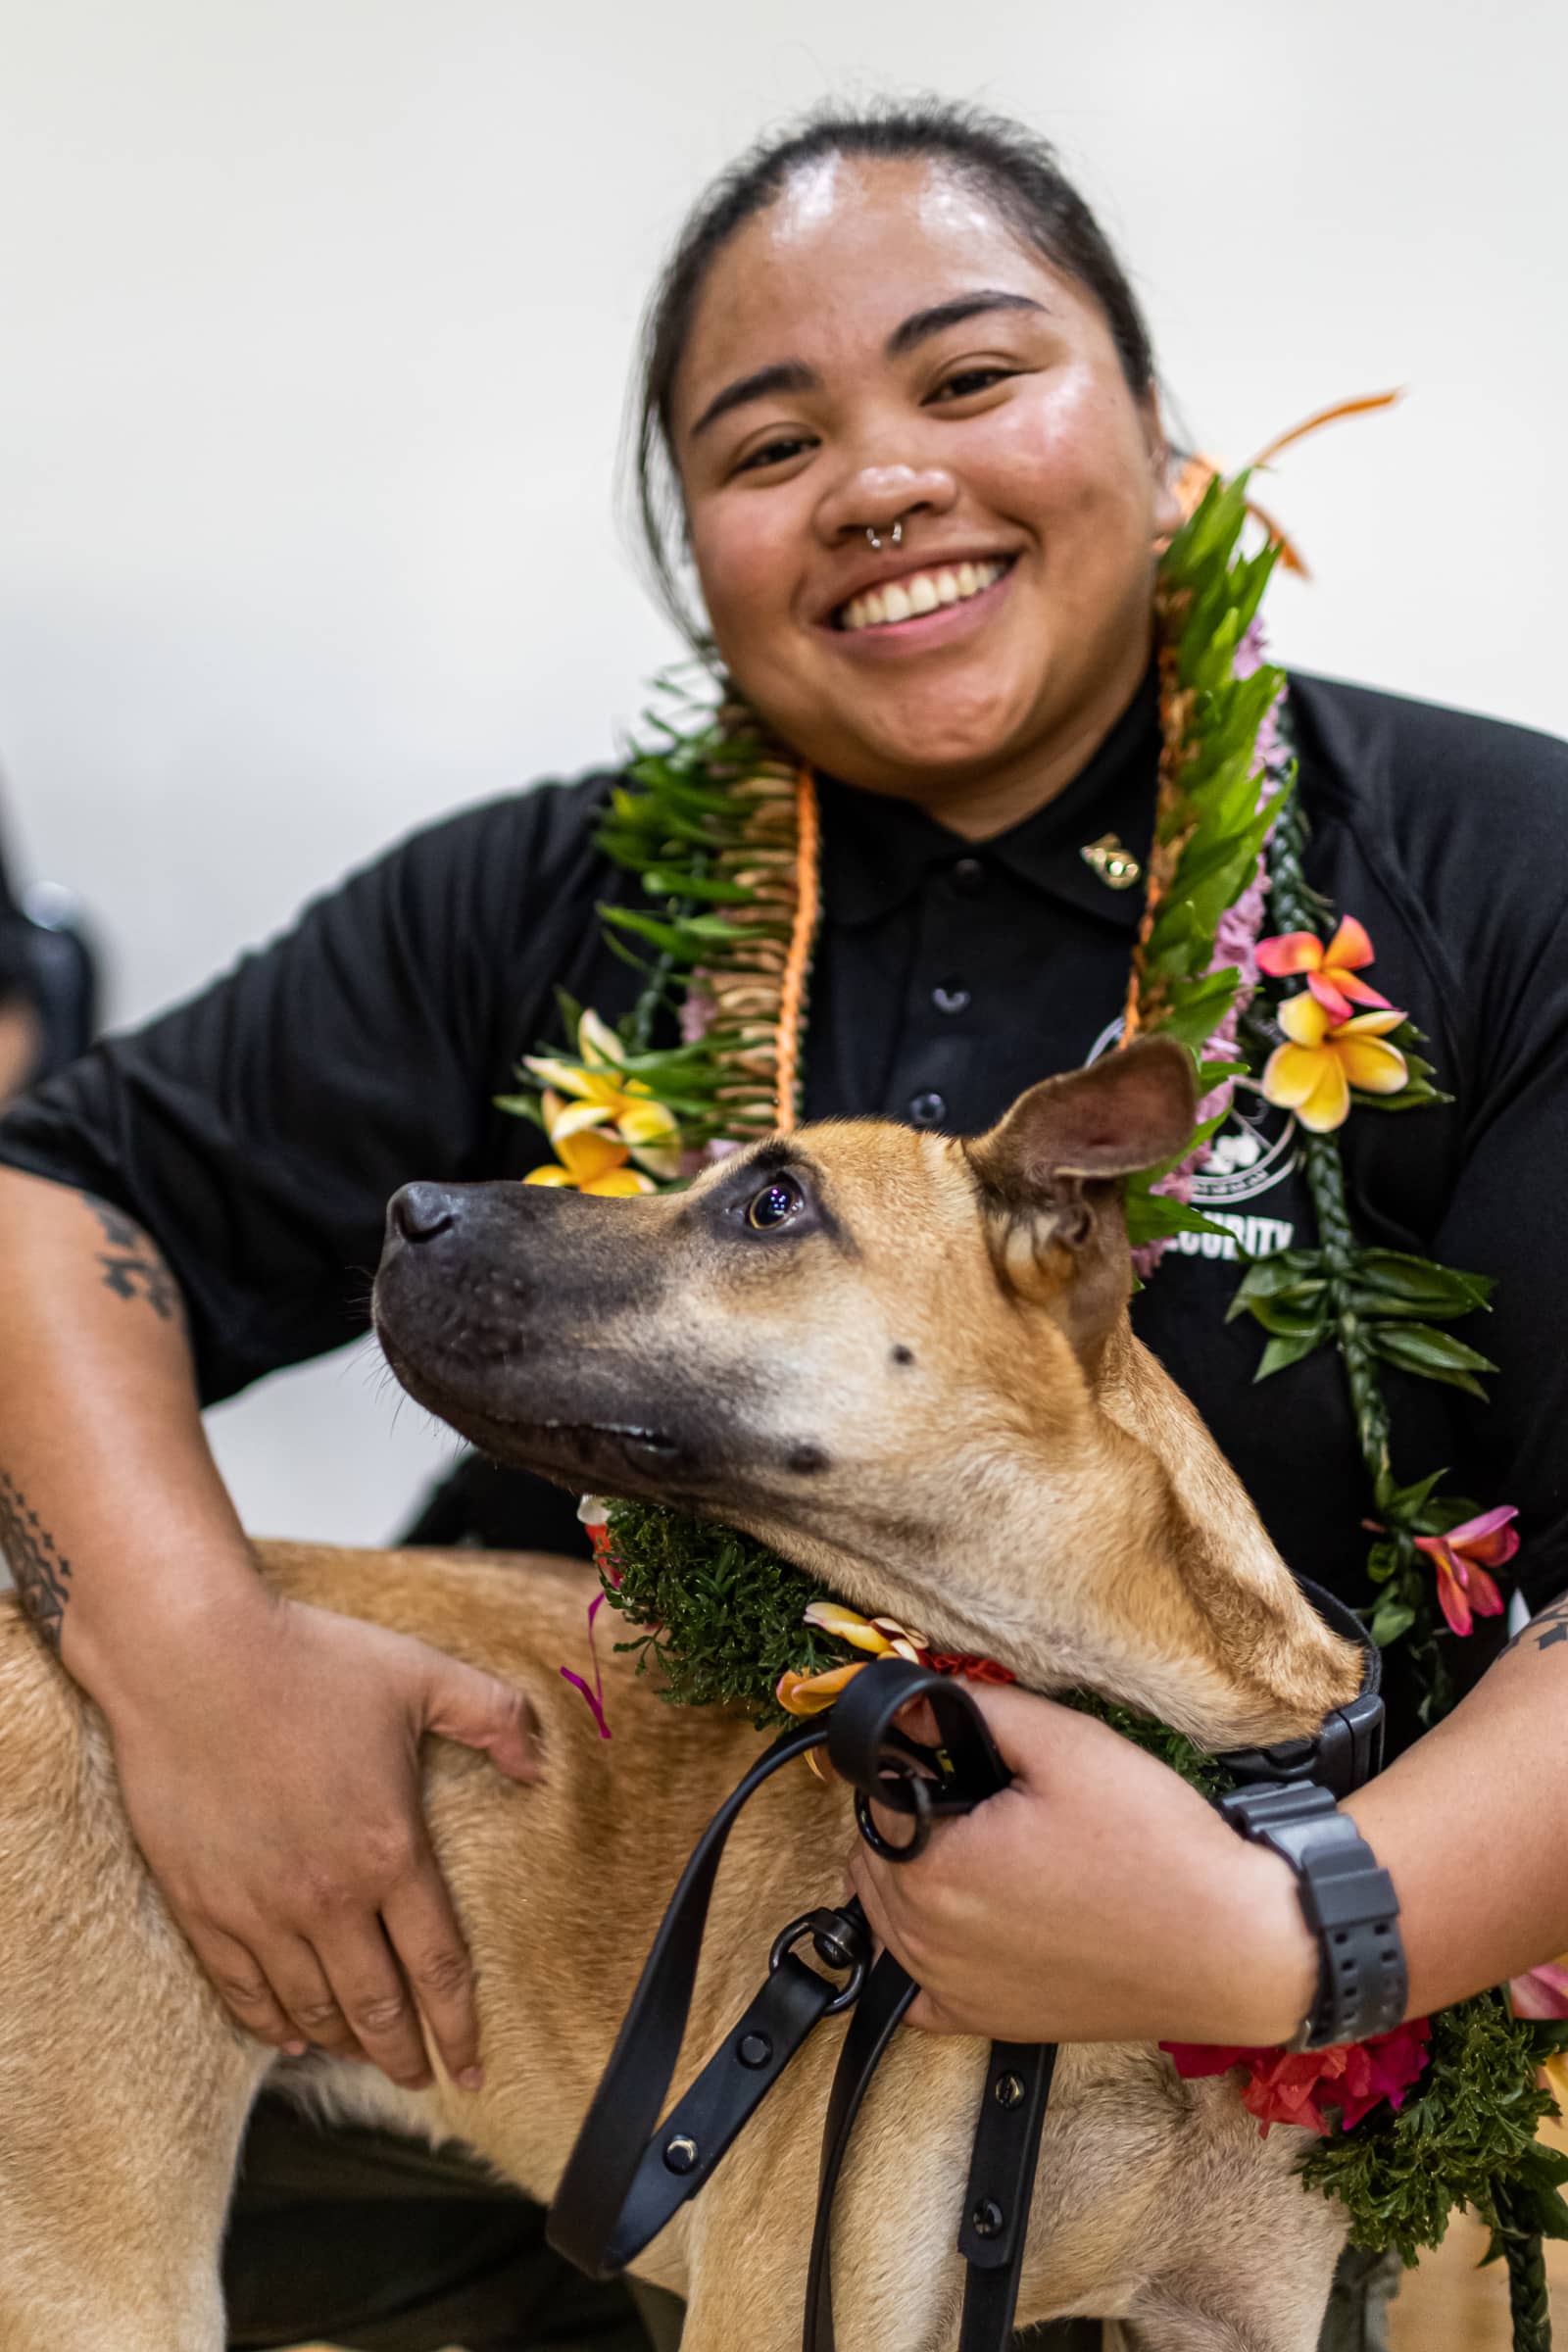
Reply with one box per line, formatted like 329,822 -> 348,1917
671,156 -> 1181,822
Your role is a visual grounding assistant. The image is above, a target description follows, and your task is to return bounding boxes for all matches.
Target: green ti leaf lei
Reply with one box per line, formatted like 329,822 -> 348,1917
499,473 -> 1558,2319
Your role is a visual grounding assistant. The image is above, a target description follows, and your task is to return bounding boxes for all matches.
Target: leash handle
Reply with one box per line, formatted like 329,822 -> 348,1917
827,1654 -> 1013,1859
807,1661 -> 1054,2352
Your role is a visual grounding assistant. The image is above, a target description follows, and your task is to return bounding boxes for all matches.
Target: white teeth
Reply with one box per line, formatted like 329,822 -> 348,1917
837,558 -> 1009,632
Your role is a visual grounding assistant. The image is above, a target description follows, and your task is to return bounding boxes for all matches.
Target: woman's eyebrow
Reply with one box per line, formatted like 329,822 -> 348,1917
690,360 -> 819,440
687,289 -> 1049,442
884,288 -> 1048,358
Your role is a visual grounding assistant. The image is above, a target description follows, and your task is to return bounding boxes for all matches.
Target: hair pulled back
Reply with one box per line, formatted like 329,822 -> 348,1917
630,96 -> 1157,644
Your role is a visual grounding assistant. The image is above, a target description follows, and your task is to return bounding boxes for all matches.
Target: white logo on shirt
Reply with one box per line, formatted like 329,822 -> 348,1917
1084,1017 -> 1300,1217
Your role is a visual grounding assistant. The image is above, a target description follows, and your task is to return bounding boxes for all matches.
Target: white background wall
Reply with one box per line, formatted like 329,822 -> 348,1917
1,0 -> 1563,1543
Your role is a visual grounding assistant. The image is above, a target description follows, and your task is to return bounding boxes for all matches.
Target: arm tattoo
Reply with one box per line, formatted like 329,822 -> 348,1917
1504,1596 -> 1568,1656
81,1191 -> 179,1321
0,1471 -> 72,1651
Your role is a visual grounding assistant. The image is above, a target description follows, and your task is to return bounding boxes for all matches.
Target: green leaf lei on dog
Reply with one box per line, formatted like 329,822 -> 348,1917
500,463 -> 1564,2334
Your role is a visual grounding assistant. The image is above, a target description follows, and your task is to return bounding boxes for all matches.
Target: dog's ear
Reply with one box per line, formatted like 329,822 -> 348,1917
968,1038 -> 1198,1217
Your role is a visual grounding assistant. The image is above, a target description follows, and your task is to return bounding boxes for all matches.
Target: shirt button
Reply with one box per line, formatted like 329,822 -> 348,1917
908,1091 -> 948,1127
950,858 -> 987,897
932,982 -> 970,1016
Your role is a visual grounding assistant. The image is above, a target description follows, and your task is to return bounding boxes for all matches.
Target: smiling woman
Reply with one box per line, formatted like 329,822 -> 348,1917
638,117 -> 1178,838
0,90 -> 1567,2352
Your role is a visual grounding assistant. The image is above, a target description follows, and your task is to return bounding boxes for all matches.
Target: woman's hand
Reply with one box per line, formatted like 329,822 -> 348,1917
849,1684 -> 1316,2047
101,1587 -> 539,2088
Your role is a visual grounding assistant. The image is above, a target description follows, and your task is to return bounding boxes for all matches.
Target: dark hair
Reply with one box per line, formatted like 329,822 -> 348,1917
628,96 -> 1158,644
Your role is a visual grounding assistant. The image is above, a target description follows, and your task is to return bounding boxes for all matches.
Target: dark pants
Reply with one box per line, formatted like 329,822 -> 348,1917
223,2096 -> 1395,2352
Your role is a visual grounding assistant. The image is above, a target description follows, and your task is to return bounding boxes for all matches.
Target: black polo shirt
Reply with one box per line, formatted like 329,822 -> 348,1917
6,669 -> 1567,1746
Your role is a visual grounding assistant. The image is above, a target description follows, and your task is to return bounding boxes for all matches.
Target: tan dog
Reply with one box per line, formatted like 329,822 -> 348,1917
0,1042 -> 1360,2351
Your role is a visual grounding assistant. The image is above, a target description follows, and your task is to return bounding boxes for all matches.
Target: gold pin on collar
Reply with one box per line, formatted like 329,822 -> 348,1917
1080,833 -> 1142,891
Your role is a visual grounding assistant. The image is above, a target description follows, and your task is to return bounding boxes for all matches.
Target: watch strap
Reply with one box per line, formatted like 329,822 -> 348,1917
1217,1779 -> 1406,2050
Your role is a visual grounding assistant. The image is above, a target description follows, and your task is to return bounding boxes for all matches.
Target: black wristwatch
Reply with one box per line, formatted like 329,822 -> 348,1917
1217,1780 -> 1407,2050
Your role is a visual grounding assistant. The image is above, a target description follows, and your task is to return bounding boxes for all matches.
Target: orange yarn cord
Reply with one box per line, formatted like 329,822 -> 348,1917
772,766 -> 820,1133
1171,392 -> 1402,581
1250,389 -> 1402,471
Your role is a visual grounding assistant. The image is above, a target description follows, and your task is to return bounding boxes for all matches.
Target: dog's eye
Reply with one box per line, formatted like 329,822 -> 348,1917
746,1177 -> 805,1231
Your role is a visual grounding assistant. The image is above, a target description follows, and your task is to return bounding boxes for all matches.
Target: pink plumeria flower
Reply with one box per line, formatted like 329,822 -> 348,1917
1256,914 -> 1393,1024
1509,1950 -> 1568,2112
1414,1505 -> 1518,1637
1511,1954 -> 1568,2021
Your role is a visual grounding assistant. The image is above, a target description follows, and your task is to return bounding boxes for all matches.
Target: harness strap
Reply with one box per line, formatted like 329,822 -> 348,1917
596,1936 -> 858,2272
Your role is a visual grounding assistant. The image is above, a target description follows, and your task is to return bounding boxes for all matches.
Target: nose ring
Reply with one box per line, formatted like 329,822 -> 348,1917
865,519 -> 905,552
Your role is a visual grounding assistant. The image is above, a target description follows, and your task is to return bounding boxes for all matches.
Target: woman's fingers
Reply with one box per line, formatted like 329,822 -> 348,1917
312,1916 -> 434,2091
266,1936 -> 369,2061
102,1602 -> 520,2093
380,1849 -> 486,2088
183,1918 -> 306,2056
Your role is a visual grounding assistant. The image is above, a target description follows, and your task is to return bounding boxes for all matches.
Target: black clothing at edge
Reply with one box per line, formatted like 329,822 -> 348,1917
5,667 -> 1568,1751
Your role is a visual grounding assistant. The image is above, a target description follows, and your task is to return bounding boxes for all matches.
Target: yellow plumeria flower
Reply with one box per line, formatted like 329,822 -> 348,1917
523,1095 -> 657,1197
803,1599 -> 930,1661
523,1008 -> 682,1182
1547,2051 -> 1568,2114
776,1602 -> 932,1716
1260,993 -> 1408,1134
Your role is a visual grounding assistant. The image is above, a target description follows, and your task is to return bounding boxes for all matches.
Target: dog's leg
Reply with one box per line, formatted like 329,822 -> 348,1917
0,1640 -> 271,2351
0,1991 -> 269,2352
1116,2264 -> 1338,2352
0,2049 -> 267,2352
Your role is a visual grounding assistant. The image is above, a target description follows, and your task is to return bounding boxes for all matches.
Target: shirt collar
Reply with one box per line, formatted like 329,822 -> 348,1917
818,662 -> 1161,932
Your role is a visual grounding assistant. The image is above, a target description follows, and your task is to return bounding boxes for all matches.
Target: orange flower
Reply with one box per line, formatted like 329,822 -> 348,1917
776,1659 -> 872,1716
774,1601 -> 1017,1717
1260,993 -> 1408,1133
776,1602 -> 932,1717
1255,915 -> 1393,1024
1414,1505 -> 1517,1637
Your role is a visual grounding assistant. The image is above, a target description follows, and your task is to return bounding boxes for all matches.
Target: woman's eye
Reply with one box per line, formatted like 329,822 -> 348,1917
746,1177 -> 805,1230
734,435 -> 814,474
932,368 -> 1010,403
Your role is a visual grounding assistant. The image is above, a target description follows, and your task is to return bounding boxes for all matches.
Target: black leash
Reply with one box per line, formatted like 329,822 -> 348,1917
548,1582 -> 1385,2348
547,1709 -> 847,2278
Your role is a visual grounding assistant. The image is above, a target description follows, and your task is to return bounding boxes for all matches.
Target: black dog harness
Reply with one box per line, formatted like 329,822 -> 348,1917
548,1581 -> 1388,2350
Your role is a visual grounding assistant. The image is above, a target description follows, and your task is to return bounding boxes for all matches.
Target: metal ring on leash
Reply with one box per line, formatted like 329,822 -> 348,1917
769,1907 -> 869,2016
854,1767 -> 934,1862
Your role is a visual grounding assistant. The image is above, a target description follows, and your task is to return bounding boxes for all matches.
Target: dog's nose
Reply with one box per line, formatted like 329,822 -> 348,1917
388,1182 -> 458,1246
